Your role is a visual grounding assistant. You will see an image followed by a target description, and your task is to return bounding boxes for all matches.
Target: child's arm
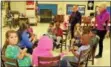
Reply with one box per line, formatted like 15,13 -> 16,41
17,52 -> 25,59
72,51 -> 79,58
17,48 -> 27,59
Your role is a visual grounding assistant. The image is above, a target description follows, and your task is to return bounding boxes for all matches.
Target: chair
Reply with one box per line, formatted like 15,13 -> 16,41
88,36 -> 99,65
38,55 -> 61,67
60,30 -> 68,52
88,44 -> 97,65
2,55 -> 19,67
69,48 -> 91,67
11,11 -> 20,28
53,15 -> 64,23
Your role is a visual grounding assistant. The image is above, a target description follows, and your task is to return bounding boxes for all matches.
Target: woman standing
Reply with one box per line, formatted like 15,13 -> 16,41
95,3 -> 110,58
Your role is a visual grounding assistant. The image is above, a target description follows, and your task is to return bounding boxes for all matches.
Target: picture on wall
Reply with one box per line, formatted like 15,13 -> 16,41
38,4 -> 57,15
87,1 -> 94,10
66,4 -> 85,15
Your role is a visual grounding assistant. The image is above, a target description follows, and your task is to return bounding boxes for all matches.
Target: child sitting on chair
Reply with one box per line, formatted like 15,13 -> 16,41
71,23 -> 83,47
4,30 -> 31,67
61,34 -> 90,67
53,22 -> 63,48
27,24 -> 38,48
32,35 -> 61,67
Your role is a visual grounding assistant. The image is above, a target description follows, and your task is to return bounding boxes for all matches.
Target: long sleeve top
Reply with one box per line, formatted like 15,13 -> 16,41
69,11 -> 81,26
20,31 -> 33,48
53,28 -> 63,37
95,10 -> 110,31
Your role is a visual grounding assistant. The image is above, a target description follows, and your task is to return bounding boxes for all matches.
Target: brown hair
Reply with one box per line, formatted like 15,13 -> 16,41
2,30 -> 17,55
82,26 -> 91,35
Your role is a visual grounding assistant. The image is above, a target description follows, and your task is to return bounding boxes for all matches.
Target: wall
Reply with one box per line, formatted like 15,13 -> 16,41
38,1 -> 110,21
10,1 -> 110,19
38,2 -> 110,16
10,2 -> 26,14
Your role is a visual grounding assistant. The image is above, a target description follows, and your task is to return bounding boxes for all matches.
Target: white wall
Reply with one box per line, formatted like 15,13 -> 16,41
10,2 -> 26,14
10,1 -> 110,20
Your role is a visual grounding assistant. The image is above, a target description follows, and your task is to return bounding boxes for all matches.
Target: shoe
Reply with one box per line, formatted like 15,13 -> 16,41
56,44 -> 60,49
95,55 -> 102,58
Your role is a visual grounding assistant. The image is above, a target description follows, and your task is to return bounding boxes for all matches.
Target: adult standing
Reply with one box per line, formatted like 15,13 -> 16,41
69,5 -> 81,39
95,3 -> 110,58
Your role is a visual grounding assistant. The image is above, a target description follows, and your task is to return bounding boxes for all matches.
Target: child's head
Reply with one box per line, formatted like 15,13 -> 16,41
89,29 -> 97,37
55,22 -> 60,28
82,27 -> 91,35
76,23 -> 80,28
5,30 -> 18,45
49,23 -> 54,28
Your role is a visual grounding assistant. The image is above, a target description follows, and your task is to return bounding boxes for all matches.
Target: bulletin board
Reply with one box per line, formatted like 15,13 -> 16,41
107,7 -> 111,16
38,4 -> 57,15
66,4 -> 86,15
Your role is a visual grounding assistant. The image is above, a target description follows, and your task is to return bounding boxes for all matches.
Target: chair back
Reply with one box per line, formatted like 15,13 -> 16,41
78,48 -> 90,66
62,30 -> 68,39
2,55 -> 19,67
54,15 -> 64,23
38,55 -> 61,67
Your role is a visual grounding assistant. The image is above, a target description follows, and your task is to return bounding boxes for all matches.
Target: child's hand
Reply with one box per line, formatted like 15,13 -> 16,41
74,46 -> 78,50
22,48 -> 27,53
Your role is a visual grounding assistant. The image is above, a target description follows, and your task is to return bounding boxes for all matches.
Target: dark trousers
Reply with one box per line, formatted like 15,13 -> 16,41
27,48 -> 33,54
21,47 -> 32,54
70,24 -> 76,39
97,30 -> 107,56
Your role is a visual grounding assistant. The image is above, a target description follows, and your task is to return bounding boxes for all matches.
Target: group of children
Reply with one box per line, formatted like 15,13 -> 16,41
2,21 -> 100,67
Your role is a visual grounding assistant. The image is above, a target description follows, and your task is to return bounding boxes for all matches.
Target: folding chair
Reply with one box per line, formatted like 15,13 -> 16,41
2,55 -> 19,67
38,55 -> 61,67
69,48 -> 91,67
60,30 -> 68,52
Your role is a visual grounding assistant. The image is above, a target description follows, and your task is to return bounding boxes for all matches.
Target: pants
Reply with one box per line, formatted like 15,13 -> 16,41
53,36 -> 62,49
97,30 -> 107,56
70,24 -> 76,39
61,56 -> 78,67
21,47 -> 32,54
27,48 -> 33,54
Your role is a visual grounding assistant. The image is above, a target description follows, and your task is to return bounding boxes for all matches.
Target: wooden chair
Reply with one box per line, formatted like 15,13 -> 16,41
53,15 -> 64,23
69,48 -> 91,67
11,11 -> 20,28
60,30 -> 68,52
88,45 -> 97,65
38,55 -> 61,67
2,55 -> 19,67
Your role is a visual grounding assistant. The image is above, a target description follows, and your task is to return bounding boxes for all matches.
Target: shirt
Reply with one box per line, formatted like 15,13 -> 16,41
89,35 -> 99,47
96,10 -> 110,30
53,28 -> 63,37
20,31 -> 33,48
69,11 -> 81,26
75,45 -> 90,62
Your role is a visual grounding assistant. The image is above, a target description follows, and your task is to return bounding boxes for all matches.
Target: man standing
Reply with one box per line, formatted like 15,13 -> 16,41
69,5 -> 81,39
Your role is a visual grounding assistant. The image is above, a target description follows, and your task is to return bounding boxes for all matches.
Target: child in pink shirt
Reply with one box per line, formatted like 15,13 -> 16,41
32,36 -> 54,66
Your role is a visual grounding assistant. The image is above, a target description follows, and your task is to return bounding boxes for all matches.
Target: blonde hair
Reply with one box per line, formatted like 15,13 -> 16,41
74,23 -> 82,36
98,2 -> 107,9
